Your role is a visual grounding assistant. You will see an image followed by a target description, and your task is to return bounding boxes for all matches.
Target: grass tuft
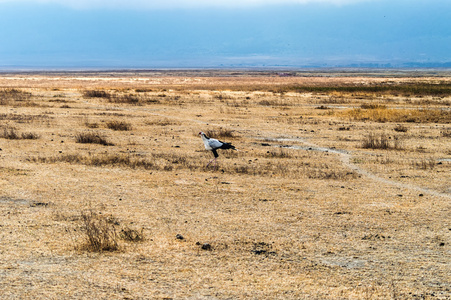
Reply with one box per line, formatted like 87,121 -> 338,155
0,127 -> 40,140
412,158 -> 436,170
120,227 -> 144,242
362,133 -> 404,150
75,132 -> 113,146
108,94 -> 141,105
21,132 -> 41,139
0,127 -> 20,139
106,121 -> 132,131
360,103 -> 387,109
394,124 -> 408,132
82,90 -> 112,99
145,118 -> 180,126
79,210 -> 119,252
205,128 -> 235,138
265,148 -> 295,158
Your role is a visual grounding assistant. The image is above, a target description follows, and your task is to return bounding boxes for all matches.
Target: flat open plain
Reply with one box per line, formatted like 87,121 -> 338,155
0,71 -> 450,299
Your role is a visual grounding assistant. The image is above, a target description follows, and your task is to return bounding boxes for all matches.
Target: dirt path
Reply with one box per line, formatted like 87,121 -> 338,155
268,136 -> 451,200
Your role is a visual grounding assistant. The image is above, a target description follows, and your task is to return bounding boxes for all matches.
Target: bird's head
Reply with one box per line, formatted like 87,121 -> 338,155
199,132 -> 208,139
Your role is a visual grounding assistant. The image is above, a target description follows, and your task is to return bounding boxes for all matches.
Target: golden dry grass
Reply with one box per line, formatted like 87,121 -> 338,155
0,72 -> 450,299
340,106 -> 450,123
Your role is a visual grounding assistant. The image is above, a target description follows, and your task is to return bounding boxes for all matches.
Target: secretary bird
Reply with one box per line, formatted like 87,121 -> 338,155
199,131 -> 236,168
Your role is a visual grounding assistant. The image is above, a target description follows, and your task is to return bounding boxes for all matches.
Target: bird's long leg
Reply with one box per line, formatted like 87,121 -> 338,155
206,157 -> 216,167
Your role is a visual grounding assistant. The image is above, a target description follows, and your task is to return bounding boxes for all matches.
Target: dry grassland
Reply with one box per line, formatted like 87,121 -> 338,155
0,71 -> 450,299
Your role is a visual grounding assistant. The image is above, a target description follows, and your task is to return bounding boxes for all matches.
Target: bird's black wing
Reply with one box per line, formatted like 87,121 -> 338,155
218,141 -> 236,150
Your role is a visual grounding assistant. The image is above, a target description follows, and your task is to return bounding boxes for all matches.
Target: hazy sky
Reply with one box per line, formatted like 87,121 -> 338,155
0,0 -> 450,68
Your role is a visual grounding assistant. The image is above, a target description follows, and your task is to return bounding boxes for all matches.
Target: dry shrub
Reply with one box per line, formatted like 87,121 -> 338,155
441,128 -> 451,137
83,89 -> 154,104
108,94 -> 141,105
214,93 -> 232,100
258,99 -> 290,107
85,122 -> 99,128
360,103 -> 387,109
75,132 -> 113,146
0,88 -> 32,104
315,92 -> 350,104
79,210 -> 119,252
233,165 -> 251,174
412,158 -> 436,170
135,88 -> 152,93
106,120 -> 132,131
89,154 -> 155,169
107,93 -> 166,105
265,147 -> 295,158
362,133 -> 404,150
0,113 -> 52,124
0,127 -> 20,139
0,127 -> 40,140
205,128 -> 235,138
307,169 -> 357,180
394,124 -> 408,132
21,132 -> 40,139
82,90 -> 111,99
145,118 -> 180,126
120,227 -> 144,242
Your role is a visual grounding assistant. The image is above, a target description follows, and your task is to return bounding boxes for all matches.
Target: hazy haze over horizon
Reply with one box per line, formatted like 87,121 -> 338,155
0,0 -> 450,69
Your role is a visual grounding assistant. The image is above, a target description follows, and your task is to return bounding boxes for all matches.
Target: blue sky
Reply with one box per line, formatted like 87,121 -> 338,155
0,0 -> 450,68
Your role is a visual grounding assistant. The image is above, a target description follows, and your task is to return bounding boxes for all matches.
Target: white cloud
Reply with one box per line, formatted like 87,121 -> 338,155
0,0 -> 380,9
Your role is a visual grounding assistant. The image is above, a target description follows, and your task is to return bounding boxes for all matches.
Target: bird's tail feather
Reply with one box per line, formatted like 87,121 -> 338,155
220,143 -> 236,150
